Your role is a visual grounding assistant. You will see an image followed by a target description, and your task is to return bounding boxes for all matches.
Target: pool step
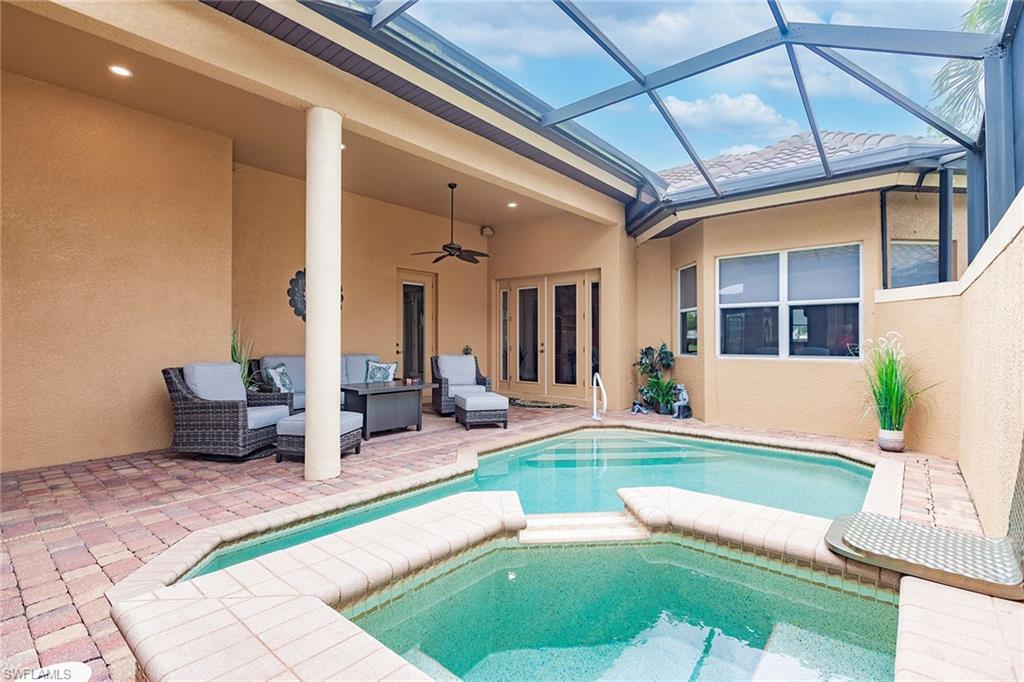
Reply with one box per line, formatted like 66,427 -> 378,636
519,512 -> 650,545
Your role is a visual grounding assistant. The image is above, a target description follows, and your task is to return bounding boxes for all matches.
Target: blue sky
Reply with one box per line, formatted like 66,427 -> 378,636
405,0 -> 989,173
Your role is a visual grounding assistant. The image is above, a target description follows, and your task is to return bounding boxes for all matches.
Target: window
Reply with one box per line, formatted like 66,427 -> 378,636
718,244 -> 861,358
678,265 -> 697,355
890,240 -> 939,288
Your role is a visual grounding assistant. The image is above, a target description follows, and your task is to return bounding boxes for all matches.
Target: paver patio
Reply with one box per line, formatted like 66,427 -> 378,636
1,406 -> 982,681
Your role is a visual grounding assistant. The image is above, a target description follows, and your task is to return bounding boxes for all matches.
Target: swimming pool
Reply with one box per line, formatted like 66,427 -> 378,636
350,541 -> 897,681
185,429 -> 871,578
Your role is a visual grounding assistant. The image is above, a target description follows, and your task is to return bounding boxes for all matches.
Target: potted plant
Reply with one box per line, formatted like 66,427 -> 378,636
864,332 -> 930,452
635,343 -> 676,413
645,375 -> 677,415
231,324 -> 257,391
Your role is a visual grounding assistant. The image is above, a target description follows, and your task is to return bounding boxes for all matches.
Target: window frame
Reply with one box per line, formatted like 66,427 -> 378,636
677,263 -> 698,356
715,242 -> 863,361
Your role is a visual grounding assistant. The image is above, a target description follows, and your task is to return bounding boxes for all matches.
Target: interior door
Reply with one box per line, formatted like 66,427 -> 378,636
396,270 -> 436,394
547,274 -> 587,400
510,278 -> 546,395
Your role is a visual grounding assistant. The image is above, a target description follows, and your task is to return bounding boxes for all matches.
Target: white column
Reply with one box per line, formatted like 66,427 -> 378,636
304,106 -> 343,481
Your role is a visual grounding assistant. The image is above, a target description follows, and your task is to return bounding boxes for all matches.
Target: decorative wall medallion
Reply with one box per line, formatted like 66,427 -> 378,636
287,269 -> 343,322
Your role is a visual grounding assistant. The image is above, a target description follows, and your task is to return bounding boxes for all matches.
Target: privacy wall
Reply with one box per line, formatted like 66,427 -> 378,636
1,73 -> 233,471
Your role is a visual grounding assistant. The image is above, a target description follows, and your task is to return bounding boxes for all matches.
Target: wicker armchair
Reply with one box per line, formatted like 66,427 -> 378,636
163,367 -> 293,458
431,355 -> 491,416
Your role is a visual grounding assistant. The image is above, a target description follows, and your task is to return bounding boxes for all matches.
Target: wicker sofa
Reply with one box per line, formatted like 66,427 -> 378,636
431,355 -> 491,416
251,354 -> 380,410
163,363 -> 294,458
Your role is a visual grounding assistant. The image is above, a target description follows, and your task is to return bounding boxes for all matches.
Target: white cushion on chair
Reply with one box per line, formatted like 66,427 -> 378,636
438,355 -> 476,385
455,392 -> 508,411
448,384 -> 486,399
184,363 -> 246,401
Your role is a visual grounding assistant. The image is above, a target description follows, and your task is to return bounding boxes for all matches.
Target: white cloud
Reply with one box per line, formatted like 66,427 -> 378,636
719,144 -> 762,156
659,92 -> 801,138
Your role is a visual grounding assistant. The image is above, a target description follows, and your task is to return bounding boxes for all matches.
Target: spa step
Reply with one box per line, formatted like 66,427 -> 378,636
519,512 -> 650,545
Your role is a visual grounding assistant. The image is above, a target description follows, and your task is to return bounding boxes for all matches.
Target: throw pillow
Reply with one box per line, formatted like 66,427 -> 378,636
366,360 -> 398,383
264,363 -> 293,392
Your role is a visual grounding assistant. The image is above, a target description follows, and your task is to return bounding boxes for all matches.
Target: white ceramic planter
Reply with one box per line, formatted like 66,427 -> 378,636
878,428 -> 905,452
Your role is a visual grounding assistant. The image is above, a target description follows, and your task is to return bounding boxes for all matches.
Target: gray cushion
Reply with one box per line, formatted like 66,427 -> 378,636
184,363 -> 245,402
448,384 -> 486,399
455,392 -> 508,411
247,405 -> 290,430
276,411 -> 364,437
290,392 -> 348,411
262,355 -> 306,393
438,355 -> 476,385
342,354 -> 380,384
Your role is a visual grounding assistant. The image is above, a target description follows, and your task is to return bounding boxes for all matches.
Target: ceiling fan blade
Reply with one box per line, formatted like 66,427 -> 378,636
456,252 -> 480,264
432,254 -> 451,264
411,251 -> 445,256
460,249 -> 490,258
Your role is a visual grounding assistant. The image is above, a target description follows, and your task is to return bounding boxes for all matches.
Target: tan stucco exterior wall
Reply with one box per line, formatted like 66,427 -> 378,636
231,164 -> 489,368
957,221 -> 1023,535
697,193 -> 882,441
487,212 -> 635,410
1,73 -> 233,472
631,192 -> 972,457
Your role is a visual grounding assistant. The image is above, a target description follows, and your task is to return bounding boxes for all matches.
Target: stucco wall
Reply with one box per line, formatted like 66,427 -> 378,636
631,192 -> 974,455
487,213 -> 634,410
1,73 -> 233,472
231,164 -> 489,369
698,193 -> 882,441
956,197 -> 1024,535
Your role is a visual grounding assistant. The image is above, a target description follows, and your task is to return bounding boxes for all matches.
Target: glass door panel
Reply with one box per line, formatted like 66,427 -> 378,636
510,278 -> 546,395
499,289 -> 510,383
396,270 -> 435,399
401,283 -> 425,379
518,287 -> 539,382
547,275 -> 586,399
553,284 -> 577,385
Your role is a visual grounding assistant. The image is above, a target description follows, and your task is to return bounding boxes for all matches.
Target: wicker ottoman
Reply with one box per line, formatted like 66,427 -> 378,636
454,392 -> 509,430
275,411 -> 363,462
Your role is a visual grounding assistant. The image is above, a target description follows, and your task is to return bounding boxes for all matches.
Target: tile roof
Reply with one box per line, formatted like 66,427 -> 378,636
658,131 -> 947,192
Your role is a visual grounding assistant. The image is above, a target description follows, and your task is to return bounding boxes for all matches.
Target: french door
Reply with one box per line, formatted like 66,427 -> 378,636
497,271 -> 597,402
396,270 -> 436,394
510,278 -> 546,396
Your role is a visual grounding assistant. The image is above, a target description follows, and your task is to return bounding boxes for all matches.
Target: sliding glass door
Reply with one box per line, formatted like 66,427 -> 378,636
510,278 -> 545,395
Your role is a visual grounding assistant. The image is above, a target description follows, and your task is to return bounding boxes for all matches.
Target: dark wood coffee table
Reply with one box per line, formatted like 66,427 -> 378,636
340,381 -> 437,439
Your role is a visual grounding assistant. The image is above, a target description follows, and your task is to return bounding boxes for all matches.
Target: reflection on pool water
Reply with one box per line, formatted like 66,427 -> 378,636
351,542 -> 897,682
185,429 -> 871,578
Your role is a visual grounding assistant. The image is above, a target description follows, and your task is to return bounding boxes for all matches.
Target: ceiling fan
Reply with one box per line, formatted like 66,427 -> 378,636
412,182 -> 490,264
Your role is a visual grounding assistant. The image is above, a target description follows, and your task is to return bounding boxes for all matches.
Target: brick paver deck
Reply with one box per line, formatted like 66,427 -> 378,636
1,407 -> 982,681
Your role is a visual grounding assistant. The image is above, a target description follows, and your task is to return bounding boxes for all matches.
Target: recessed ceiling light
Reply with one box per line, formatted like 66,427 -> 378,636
507,202 -> 518,208
108,65 -> 133,78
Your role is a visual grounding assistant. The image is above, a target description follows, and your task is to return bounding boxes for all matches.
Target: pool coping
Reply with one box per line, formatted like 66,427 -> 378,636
108,423 -> 900,603
107,481 -> 1019,681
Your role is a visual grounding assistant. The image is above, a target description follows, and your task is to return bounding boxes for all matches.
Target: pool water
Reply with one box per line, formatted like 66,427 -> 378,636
474,430 -> 869,517
351,542 -> 897,681
185,429 -> 870,578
